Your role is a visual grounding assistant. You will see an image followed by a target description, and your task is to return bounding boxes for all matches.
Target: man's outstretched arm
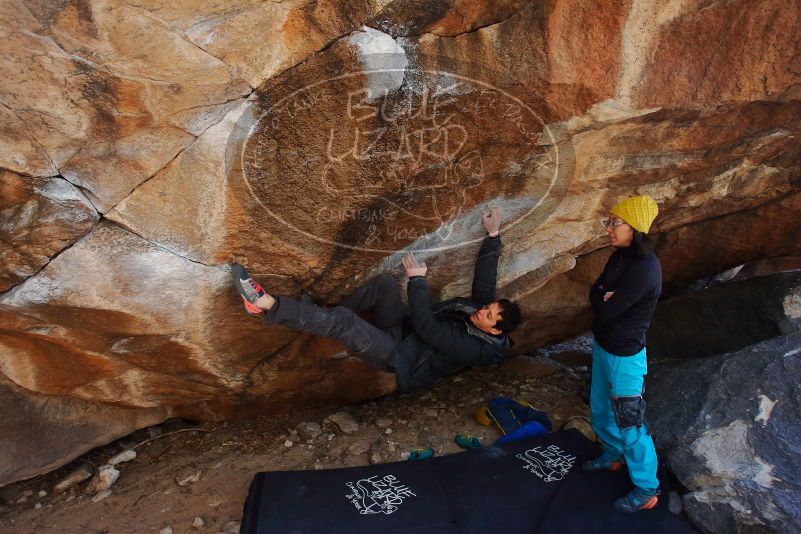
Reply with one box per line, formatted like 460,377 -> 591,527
402,253 -> 481,359
471,207 -> 502,305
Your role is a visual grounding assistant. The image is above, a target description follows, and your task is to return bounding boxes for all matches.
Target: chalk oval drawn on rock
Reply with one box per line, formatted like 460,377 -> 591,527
239,47 -> 574,254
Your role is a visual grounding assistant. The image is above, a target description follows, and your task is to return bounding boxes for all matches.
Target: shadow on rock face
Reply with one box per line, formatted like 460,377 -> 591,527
648,271 -> 801,362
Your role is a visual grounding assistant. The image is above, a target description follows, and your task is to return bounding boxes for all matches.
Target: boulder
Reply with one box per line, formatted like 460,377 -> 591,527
648,271 -> 801,361
647,333 -> 801,533
512,191 -> 801,350
129,0 -> 373,88
0,0 -> 251,196
0,374 -> 165,487
0,172 -> 98,291
732,257 -> 801,282
2,0 -> 801,485
0,222 -> 394,413
368,0 -> 531,37
623,0 -> 801,109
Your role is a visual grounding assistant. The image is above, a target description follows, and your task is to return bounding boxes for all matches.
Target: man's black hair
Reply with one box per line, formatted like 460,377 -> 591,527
495,299 -> 522,334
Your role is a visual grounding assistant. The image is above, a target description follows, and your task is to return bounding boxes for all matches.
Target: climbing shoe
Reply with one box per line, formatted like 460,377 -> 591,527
454,434 -> 482,449
242,298 -> 264,316
406,447 -> 434,460
613,489 -> 659,513
232,263 -> 266,314
581,453 -> 625,472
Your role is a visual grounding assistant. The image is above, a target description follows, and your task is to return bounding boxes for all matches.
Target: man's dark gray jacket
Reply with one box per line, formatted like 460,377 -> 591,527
393,236 -> 512,392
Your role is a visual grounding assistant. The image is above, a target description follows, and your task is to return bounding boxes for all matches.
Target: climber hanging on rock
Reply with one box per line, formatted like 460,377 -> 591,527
231,206 -> 522,393
582,195 -> 663,513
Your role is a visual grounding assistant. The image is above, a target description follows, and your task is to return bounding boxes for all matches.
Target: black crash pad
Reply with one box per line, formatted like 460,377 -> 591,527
240,429 -> 696,533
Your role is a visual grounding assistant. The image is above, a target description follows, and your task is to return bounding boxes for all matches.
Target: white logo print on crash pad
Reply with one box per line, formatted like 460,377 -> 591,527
517,445 -> 576,482
345,474 -> 416,515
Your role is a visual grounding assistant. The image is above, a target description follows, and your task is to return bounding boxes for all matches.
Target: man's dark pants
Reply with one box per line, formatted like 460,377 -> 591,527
263,274 -> 403,371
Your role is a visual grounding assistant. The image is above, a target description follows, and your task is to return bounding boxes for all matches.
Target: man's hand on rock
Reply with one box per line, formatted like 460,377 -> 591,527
402,252 -> 427,278
482,206 -> 502,237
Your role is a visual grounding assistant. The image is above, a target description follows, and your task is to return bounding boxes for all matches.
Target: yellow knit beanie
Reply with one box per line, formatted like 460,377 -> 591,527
610,195 -> 658,234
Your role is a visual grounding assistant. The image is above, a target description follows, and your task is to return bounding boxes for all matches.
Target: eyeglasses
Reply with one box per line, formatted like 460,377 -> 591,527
601,219 -> 628,229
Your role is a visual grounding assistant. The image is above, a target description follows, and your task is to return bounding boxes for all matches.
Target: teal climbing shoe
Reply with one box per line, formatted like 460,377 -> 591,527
581,452 -> 625,472
454,434 -> 482,449
407,447 -> 434,460
613,489 -> 659,513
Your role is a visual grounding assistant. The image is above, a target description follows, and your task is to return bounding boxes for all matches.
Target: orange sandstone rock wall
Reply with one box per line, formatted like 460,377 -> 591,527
1,0 -> 800,485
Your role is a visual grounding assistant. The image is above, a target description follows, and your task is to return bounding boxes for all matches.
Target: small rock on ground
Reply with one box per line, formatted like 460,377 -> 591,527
561,417 -> 595,442
86,465 -> 120,493
91,489 -> 112,503
347,439 -> 371,456
54,466 -> 93,493
328,412 -> 359,434
175,470 -> 202,487
296,422 -> 322,440
108,449 -> 137,466
223,520 -> 241,533
375,418 -> 393,429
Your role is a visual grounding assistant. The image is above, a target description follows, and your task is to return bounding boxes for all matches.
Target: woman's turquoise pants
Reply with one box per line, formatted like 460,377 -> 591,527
590,340 -> 659,492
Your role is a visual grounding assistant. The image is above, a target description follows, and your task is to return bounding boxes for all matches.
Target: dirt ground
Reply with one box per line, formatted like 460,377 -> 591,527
0,350 -> 593,534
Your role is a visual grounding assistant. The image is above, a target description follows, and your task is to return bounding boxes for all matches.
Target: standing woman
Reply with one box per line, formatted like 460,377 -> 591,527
583,195 -> 662,513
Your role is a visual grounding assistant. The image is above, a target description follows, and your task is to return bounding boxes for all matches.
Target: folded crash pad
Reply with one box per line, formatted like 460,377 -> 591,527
240,429 -> 696,533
